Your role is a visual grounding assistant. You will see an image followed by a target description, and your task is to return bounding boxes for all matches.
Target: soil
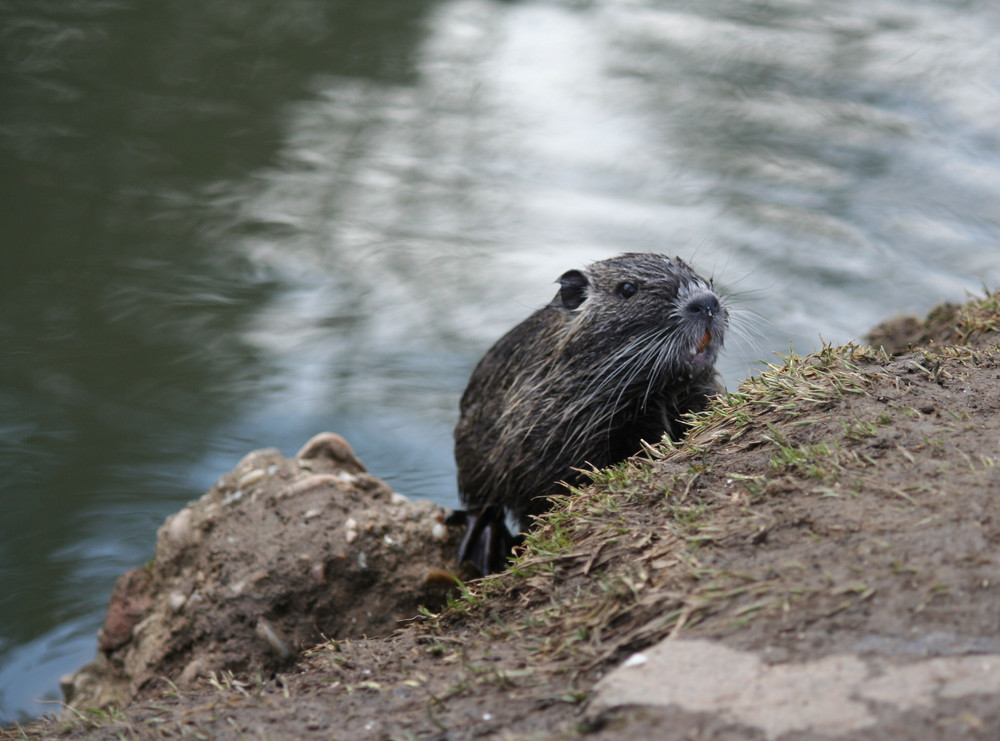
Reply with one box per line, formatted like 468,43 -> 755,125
4,289 -> 1000,741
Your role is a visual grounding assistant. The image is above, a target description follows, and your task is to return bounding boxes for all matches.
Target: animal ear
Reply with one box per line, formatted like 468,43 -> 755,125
557,269 -> 589,310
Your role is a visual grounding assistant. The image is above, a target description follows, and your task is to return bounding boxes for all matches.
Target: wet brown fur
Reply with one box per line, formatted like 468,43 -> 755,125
454,253 -> 728,573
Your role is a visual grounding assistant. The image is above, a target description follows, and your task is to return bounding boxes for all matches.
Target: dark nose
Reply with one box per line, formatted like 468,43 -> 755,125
686,293 -> 720,318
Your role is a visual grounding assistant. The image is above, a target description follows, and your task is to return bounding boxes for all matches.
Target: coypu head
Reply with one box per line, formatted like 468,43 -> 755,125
551,252 -> 727,383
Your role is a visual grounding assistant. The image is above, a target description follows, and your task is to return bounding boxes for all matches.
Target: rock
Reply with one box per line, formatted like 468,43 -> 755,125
62,433 -> 462,716
589,638 -> 1000,740
296,432 -> 367,473
97,567 -> 154,652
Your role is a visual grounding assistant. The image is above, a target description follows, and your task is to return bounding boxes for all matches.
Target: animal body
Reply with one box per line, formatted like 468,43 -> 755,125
453,253 -> 728,575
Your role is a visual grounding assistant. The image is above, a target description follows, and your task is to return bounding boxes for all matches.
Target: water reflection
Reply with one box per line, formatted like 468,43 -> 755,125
1,0 -> 444,721
2,0 -> 1000,724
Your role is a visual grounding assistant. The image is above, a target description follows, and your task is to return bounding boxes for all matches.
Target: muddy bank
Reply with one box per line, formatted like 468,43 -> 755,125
5,289 -> 1000,740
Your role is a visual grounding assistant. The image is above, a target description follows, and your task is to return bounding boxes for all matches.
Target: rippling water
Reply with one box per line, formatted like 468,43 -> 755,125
2,0 -> 999,722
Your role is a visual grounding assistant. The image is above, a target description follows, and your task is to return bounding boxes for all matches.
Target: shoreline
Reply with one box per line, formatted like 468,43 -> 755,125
5,288 -> 999,741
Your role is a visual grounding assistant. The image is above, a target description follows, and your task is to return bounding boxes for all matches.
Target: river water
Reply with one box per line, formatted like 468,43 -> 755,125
2,0 -> 999,723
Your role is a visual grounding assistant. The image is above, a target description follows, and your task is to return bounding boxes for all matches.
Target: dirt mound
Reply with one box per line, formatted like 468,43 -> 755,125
866,288 -> 999,352
59,433 -> 461,716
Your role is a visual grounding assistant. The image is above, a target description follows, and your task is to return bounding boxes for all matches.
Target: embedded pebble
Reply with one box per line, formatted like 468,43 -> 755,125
131,613 -> 156,640
238,469 -> 266,489
223,489 -> 243,506
337,471 -> 358,485
303,508 -> 321,521
168,591 -> 188,614
235,447 -> 282,472
164,508 -> 197,546
390,491 -> 410,505
431,522 -> 448,542
309,562 -> 326,585
279,474 -> 339,500
344,517 -> 359,544
623,652 -> 648,668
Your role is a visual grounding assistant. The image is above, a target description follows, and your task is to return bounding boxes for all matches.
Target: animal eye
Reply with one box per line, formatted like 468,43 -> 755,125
617,281 -> 638,299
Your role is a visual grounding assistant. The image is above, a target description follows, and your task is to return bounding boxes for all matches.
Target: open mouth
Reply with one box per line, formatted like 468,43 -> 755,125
689,329 -> 714,365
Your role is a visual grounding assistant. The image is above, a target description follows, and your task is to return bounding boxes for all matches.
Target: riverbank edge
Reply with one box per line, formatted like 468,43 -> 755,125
5,287 -> 1000,740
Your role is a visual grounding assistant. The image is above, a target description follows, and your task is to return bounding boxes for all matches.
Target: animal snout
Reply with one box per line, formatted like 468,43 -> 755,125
685,293 -> 721,318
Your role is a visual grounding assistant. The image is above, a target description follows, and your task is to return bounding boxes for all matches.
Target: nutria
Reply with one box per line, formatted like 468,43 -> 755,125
453,253 -> 729,575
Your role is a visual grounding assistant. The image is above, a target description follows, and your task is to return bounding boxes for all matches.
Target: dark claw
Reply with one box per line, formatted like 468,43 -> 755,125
455,505 -> 516,576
